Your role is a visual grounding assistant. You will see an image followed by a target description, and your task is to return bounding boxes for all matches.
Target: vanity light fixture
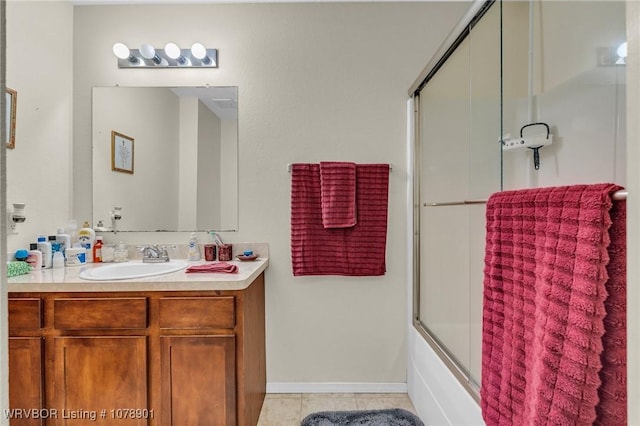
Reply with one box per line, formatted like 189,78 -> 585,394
112,42 -> 218,68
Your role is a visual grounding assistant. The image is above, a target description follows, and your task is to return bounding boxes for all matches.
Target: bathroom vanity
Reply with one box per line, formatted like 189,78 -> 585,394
7,258 -> 268,426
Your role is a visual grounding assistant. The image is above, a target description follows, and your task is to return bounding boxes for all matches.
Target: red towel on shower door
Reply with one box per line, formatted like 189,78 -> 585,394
595,197 -> 627,426
481,183 -> 625,426
290,163 -> 389,276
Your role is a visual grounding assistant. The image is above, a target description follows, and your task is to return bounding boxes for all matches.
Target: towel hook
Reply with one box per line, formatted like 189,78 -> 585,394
521,122 -> 550,171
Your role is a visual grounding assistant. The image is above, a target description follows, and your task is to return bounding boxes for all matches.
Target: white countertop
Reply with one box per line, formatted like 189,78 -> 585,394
8,258 -> 268,293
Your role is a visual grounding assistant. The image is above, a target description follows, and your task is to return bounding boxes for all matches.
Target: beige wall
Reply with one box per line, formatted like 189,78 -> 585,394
2,3 -> 74,423
5,1 -> 73,250
69,2 -> 470,387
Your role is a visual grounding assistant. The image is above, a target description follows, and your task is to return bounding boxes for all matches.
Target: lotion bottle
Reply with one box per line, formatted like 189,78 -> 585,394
52,251 -> 65,269
56,228 -> 71,256
27,243 -> 42,271
187,233 -> 201,261
37,236 -> 52,269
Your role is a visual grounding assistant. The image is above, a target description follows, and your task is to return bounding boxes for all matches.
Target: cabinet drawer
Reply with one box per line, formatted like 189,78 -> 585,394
54,298 -> 147,330
8,298 -> 42,331
159,297 -> 235,329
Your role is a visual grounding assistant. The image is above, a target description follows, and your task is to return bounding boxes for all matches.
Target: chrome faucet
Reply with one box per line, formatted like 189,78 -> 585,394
139,245 -> 171,263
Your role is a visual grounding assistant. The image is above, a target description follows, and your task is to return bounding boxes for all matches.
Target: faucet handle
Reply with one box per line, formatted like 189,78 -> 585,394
138,245 -> 160,257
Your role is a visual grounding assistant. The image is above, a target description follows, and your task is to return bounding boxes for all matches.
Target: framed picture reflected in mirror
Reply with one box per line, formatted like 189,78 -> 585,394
111,130 -> 134,174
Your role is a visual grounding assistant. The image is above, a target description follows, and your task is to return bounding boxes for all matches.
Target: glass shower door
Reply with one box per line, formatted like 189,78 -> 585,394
416,0 -> 501,396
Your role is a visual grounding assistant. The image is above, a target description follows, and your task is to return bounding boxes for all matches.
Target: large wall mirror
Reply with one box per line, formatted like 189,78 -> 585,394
92,86 -> 238,232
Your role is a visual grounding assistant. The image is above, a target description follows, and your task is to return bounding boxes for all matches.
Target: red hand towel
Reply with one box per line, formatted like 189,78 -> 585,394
320,161 -> 357,228
186,262 -> 238,273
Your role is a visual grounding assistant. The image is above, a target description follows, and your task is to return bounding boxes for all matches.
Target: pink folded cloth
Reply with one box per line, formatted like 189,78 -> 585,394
319,161 -> 357,228
186,262 -> 238,274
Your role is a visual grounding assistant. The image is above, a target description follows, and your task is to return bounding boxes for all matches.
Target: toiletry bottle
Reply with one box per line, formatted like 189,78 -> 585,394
37,236 -> 53,269
78,221 -> 96,262
52,251 -> 65,269
50,239 -> 63,269
188,233 -> 201,261
27,243 -> 42,271
93,236 -> 103,263
56,227 -> 71,256
114,242 -> 128,263
102,244 -> 114,263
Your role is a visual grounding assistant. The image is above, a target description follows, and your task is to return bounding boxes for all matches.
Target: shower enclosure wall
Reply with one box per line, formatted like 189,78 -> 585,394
411,0 -> 626,400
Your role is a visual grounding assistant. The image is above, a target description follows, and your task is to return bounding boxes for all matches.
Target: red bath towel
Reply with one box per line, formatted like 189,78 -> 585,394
290,163 -> 389,276
595,197 -> 627,425
320,161 -> 357,228
481,183 -> 625,426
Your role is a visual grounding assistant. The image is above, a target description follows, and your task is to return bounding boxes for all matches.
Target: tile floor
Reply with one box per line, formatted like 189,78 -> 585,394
257,393 -> 418,426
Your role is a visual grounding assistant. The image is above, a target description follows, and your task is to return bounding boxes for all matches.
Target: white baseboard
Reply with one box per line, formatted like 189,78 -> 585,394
266,382 -> 408,394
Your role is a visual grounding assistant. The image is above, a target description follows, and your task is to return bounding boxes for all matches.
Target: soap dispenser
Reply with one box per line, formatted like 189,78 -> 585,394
188,233 -> 201,261
78,221 -> 96,262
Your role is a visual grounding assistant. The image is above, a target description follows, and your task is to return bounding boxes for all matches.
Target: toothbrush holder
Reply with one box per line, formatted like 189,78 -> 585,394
218,244 -> 233,261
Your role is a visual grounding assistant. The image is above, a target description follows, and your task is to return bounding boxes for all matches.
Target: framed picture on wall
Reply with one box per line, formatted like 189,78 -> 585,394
111,130 -> 134,174
5,88 -> 17,149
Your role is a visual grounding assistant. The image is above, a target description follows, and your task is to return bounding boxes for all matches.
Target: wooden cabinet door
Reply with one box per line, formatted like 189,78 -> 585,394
160,336 -> 236,426
52,337 -> 148,425
9,337 -> 44,426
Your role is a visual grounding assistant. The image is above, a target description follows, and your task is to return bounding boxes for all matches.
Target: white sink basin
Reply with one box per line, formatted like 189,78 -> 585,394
79,260 -> 189,281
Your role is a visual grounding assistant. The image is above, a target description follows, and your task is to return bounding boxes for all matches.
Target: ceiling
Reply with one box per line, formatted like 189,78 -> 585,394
73,0 -> 444,4
170,86 -> 238,121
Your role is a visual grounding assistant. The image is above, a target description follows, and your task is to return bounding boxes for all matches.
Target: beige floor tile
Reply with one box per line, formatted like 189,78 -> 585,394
355,393 -> 417,414
265,393 -> 302,399
258,392 -> 419,425
300,394 -> 358,419
257,395 -> 302,426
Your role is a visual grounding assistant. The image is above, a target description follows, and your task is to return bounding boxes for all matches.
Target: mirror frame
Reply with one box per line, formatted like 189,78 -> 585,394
5,88 -> 16,149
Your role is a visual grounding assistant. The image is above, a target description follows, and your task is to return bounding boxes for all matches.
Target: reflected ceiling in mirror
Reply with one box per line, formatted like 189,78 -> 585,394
92,86 -> 238,232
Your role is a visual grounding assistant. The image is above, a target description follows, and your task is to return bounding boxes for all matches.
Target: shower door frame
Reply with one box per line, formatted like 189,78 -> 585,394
409,0 -> 497,402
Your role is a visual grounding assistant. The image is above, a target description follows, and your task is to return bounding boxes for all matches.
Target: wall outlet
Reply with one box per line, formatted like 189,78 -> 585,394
7,221 -> 18,235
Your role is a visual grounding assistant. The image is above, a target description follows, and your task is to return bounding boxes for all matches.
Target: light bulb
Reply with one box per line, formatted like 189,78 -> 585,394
164,42 -> 181,59
112,43 -> 130,59
191,43 -> 207,60
140,44 -> 157,60
140,44 -> 166,65
164,42 -> 188,65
